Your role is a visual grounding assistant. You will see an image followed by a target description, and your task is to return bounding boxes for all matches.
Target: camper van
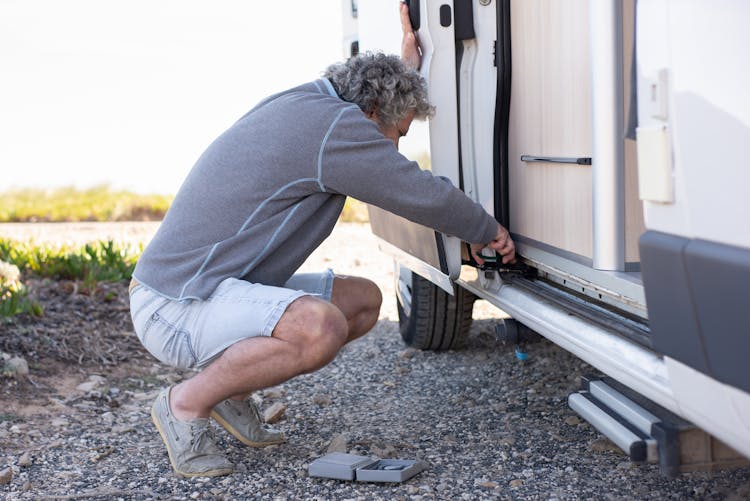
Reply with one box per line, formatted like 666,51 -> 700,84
348,0 -> 750,473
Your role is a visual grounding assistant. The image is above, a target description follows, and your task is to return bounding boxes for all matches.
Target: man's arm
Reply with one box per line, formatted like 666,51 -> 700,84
400,2 -> 421,70
319,108 -> 507,250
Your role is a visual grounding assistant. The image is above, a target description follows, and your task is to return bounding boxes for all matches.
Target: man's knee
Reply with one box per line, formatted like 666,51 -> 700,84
363,278 -> 383,313
273,296 -> 348,371
350,277 -> 382,331
333,276 -> 383,316
358,279 -> 382,332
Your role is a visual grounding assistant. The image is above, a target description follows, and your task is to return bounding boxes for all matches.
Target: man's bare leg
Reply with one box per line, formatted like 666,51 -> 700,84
168,276 -> 382,421
329,275 -> 382,343
222,275 -> 382,402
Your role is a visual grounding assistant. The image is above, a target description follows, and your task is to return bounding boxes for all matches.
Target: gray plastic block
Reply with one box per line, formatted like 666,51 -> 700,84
308,453 -> 427,483
308,453 -> 376,481
355,458 -> 427,483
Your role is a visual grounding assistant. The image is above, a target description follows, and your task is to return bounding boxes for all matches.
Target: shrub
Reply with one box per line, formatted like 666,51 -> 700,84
0,260 -> 42,318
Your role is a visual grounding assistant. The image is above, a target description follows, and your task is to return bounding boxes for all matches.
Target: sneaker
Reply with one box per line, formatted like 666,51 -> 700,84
210,397 -> 286,447
151,387 -> 234,477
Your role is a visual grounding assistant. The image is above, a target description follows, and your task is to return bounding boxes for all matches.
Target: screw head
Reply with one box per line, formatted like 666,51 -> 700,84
479,0 -> 491,6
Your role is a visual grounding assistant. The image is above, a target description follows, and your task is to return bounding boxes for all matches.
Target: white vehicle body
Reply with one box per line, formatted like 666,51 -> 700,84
352,0 -> 750,461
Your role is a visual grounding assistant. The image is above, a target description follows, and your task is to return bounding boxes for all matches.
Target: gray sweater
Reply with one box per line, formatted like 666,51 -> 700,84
133,79 -> 498,300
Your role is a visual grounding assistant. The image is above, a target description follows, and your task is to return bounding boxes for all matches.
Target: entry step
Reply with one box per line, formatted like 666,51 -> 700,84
568,375 -> 750,477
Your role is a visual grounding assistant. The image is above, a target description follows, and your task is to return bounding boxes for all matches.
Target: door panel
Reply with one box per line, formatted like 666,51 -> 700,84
508,0 -> 643,267
508,0 -> 594,261
361,0 -> 464,294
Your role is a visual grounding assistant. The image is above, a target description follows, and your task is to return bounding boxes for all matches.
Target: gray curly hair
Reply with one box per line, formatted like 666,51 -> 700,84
323,52 -> 434,128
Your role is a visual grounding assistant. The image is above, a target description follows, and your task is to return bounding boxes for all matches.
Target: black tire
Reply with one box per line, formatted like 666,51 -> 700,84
396,266 -> 476,350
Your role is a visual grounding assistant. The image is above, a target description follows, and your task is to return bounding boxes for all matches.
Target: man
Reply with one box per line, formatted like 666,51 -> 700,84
129,4 -> 515,477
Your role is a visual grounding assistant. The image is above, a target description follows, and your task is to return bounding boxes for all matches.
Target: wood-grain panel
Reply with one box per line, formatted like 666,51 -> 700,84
508,0 -> 593,259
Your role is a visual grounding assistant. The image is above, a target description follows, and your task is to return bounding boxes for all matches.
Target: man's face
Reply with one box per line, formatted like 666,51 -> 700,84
369,110 -> 416,148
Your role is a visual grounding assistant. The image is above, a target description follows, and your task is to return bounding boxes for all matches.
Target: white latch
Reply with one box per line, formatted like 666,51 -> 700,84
636,125 -> 674,204
648,68 -> 670,121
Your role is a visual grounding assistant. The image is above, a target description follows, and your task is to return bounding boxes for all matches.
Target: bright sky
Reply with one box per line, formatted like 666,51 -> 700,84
0,0 -> 365,194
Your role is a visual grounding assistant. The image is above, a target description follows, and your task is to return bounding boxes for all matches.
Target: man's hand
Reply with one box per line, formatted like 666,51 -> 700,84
470,224 -> 516,265
400,2 -> 421,70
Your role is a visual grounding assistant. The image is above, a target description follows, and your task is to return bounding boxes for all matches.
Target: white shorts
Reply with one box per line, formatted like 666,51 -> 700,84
128,270 -> 335,370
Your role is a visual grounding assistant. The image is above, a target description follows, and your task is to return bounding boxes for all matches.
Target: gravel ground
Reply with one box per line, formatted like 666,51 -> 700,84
2,222 -> 749,500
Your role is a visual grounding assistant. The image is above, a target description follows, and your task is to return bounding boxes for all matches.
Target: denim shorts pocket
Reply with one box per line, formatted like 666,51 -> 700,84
142,312 -> 198,370
129,287 -> 163,330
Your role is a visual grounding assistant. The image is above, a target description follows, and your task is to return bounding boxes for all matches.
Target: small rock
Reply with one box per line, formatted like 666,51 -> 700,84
111,424 -> 135,434
22,481 -> 32,491
564,415 -> 580,426
0,467 -> 12,485
76,375 -> 106,393
491,403 -> 508,413
479,481 -> 498,488
509,479 -> 524,488
326,433 -> 348,454
18,452 -> 32,467
263,402 -> 286,424
312,394 -> 332,406
263,388 -> 284,399
590,438 -> 622,454
51,418 -> 69,427
4,356 -> 29,377
132,390 -> 159,401
371,443 -> 397,458
399,348 -> 417,359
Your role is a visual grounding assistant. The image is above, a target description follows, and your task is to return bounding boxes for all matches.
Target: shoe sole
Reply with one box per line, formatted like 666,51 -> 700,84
151,406 -> 233,478
210,410 -> 286,448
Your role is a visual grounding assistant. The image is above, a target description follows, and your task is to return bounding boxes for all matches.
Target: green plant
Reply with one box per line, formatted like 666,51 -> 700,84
0,185 -> 172,222
0,260 -> 42,318
0,239 -> 142,314
0,413 -> 23,423
0,239 -> 141,283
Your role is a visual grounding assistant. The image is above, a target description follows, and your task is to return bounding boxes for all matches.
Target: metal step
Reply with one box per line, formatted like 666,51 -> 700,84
569,376 -> 750,477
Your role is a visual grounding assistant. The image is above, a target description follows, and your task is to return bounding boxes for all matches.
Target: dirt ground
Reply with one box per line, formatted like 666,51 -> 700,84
1,222 -> 749,500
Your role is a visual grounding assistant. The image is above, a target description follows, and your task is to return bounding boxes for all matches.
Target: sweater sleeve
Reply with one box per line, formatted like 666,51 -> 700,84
319,107 -> 499,245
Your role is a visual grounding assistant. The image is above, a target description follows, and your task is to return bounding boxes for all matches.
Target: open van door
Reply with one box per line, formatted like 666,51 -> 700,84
355,0 -> 500,350
362,0 -> 499,295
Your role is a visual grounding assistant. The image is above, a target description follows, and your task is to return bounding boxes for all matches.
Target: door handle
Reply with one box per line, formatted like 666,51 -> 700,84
521,155 -> 592,166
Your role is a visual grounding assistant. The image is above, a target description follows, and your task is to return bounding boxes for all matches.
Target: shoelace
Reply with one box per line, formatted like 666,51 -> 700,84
229,399 -> 261,423
189,422 -> 219,453
245,400 -> 262,422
